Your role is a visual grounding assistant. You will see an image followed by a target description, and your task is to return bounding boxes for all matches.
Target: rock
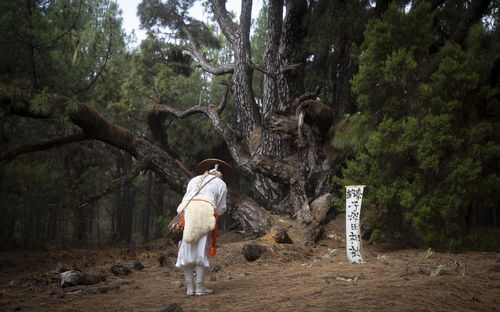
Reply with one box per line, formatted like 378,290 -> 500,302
225,276 -> 232,280
110,264 -> 131,276
243,244 -> 266,262
333,274 -> 360,282
60,270 -> 100,287
210,276 -> 216,281
310,193 -> 332,223
160,303 -> 183,312
124,261 -> 144,270
328,249 -> 338,257
34,284 -> 45,292
487,264 -> 500,273
210,264 -> 221,273
56,263 -> 75,273
261,226 -> 293,244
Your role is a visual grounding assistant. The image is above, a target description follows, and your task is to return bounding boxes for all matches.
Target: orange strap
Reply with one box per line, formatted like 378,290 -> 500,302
179,199 -> 219,256
209,211 -> 218,256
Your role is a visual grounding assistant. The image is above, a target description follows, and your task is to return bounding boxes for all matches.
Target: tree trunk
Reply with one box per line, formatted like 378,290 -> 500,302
114,152 -> 135,244
142,171 -> 152,243
121,184 -> 135,244
26,0 -> 38,92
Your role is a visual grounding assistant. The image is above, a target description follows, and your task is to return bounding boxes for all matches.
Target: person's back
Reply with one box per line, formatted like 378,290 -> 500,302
183,174 -> 227,215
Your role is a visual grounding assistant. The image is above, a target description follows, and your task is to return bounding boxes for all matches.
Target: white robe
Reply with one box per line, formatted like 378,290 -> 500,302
175,174 -> 227,269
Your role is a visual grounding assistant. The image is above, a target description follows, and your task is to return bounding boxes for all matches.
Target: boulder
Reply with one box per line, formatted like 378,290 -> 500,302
124,261 -> 144,270
110,264 -> 131,276
60,270 -> 100,288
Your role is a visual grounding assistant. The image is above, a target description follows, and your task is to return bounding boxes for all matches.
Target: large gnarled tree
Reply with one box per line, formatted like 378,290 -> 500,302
1,0 -> 496,247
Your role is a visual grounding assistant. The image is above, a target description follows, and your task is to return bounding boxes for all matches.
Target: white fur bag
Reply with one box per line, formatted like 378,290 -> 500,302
182,198 -> 216,244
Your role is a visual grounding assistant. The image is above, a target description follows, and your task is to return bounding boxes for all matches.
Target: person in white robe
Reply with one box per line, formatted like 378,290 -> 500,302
175,159 -> 235,296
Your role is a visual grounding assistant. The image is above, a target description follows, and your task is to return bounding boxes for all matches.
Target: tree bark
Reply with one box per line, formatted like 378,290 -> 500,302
143,171 -> 153,243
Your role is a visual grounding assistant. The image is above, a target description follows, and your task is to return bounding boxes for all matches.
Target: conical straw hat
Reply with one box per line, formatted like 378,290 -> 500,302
195,158 -> 236,187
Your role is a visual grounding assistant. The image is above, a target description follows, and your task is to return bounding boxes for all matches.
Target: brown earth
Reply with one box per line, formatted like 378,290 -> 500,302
1,216 -> 499,312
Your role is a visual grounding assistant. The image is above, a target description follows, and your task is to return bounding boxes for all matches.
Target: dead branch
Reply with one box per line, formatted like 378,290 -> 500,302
181,23 -> 235,75
145,100 -> 211,119
0,132 -> 89,162
79,162 -> 146,209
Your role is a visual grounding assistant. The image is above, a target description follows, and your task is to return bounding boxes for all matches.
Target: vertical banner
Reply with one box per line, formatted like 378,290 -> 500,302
345,185 -> 366,264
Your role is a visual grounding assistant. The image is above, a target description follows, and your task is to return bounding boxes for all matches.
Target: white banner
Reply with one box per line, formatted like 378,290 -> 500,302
345,185 -> 365,264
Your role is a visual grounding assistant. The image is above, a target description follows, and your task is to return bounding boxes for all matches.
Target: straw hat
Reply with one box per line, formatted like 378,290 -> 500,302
195,158 -> 236,187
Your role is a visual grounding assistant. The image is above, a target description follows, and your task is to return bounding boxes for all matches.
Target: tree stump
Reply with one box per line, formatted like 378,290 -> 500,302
310,193 -> 332,223
242,244 -> 266,262
260,226 -> 293,244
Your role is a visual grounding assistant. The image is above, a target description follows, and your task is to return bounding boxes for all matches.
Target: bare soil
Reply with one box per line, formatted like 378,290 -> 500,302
1,216 -> 499,312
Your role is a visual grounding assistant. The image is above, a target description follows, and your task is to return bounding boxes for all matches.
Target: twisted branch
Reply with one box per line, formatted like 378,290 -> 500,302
143,86 -> 252,170
182,23 -> 235,75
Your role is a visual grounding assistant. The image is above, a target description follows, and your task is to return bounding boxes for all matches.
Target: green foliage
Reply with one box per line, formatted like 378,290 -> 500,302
0,0 -> 132,249
30,87 -> 53,115
370,229 -> 384,244
336,2 -> 500,250
331,113 -> 373,155
138,0 -> 220,50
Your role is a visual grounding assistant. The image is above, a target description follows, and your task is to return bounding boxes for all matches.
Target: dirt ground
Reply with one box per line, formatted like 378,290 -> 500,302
1,216 -> 499,312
